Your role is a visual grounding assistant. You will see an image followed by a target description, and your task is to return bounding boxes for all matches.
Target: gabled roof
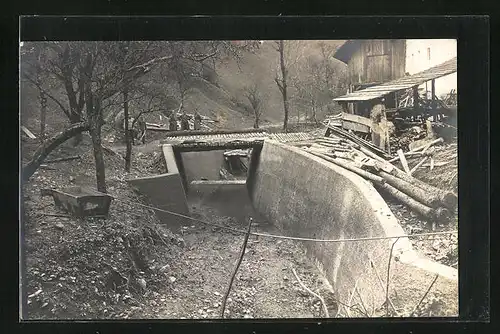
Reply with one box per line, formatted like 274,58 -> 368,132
333,57 -> 457,102
332,40 -> 364,64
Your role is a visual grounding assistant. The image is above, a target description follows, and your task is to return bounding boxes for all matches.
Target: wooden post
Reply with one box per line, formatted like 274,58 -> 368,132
431,79 -> 436,110
341,102 -> 349,114
413,86 -> 419,114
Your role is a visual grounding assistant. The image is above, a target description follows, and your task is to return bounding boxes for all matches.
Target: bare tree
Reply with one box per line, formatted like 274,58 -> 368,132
274,40 -> 290,132
290,42 -> 348,124
244,84 -> 263,129
22,41 -> 252,187
21,42 -> 174,189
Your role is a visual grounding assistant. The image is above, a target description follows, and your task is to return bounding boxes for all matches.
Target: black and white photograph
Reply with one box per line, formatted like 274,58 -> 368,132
20,36 -> 460,320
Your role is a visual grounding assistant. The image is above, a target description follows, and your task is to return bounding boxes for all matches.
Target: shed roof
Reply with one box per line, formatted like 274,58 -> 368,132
333,57 -> 457,102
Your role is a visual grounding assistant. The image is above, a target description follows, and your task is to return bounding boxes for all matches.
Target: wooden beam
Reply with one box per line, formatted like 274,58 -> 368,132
173,139 -> 264,152
397,149 -> 411,175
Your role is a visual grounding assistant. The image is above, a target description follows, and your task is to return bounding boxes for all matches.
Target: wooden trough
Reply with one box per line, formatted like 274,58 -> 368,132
41,186 -> 113,217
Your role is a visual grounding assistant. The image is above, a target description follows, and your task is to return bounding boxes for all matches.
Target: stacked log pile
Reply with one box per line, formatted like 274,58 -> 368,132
298,134 -> 457,224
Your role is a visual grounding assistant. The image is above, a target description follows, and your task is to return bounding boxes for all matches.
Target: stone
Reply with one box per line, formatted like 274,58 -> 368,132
137,278 -> 147,289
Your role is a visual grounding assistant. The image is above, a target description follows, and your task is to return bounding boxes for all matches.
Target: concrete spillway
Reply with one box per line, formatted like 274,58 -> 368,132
127,139 -> 458,317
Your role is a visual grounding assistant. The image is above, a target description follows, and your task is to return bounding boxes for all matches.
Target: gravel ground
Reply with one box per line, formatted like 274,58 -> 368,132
139,199 -> 337,319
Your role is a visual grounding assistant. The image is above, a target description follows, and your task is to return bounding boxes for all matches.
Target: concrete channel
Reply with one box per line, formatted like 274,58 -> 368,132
126,139 -> 458,317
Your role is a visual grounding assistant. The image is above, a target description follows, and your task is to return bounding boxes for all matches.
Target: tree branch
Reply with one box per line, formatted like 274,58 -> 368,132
409,274 -> 440,317
291,267 -> 330,318
386,237 -> 400,316
22,75 -> 71,119
220,218 -> 253,318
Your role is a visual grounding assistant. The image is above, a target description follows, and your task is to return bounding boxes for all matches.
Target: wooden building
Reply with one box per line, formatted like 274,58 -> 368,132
331,40 -> 457,153
334,39 -> 457,97
334,40 -> 407,91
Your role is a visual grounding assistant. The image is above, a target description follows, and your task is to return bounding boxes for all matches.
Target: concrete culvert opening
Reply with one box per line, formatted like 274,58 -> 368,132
127,139 -> 457,319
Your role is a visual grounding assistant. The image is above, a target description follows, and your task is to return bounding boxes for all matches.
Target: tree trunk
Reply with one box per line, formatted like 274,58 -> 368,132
89,119 -> 107,193
254,111 -> 260,129
39,89 -> 47,141
123,89 -> 132,172
278,40 -> 290,133
388,166 -> 457,210
70,115 -> 83,146
378,170 -> 441,208
375,182 -> 450,222
83,53 -> 107,193
22,122 -> 90,181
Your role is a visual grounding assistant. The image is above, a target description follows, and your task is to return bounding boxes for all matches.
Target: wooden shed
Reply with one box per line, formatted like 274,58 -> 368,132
334,40 -> 407,91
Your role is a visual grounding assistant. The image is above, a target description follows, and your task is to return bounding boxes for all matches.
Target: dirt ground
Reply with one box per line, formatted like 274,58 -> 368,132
22,135 -> 336,320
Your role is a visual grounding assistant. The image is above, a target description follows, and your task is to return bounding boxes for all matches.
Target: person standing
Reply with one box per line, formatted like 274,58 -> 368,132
180,110 -> 191,131
169,111 -> 178,131
193,111 -> 202,130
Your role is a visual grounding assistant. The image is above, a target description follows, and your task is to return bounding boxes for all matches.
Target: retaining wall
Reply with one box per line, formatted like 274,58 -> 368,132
125,145 -> 190,233
248,140 -> 458,317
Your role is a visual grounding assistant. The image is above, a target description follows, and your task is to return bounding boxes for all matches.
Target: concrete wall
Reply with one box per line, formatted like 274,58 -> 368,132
125,144 -> 191,233
180,150 -> 226,183
126,173 -> 190,233
406,39 -> 457,98
248,140 -> 458,317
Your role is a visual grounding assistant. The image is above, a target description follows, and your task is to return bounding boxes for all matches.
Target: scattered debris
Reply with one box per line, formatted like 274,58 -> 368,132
22,125 -> 37,139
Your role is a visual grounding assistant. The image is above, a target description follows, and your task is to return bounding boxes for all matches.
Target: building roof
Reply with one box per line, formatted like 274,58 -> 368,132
332,40 -> 364,64
333,57 -> 457,102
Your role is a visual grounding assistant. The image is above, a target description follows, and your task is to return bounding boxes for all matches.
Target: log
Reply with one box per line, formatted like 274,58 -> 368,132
389,167 -> 457,210
308,151 -> 385,184
374,182 -> 450,222
358,147 -> 395,173
410,137 -> 444,153
45,155 -> 82,164
21,125 -> 37,139
388,151 -> 428,163
397,149 -> 411,175
410,156 -> 429,175
378,171 -> 441,208
22,122 -> 90,181
359,146 -> 458,210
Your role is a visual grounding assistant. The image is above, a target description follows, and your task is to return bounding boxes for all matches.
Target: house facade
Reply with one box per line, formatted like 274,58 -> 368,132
405,39 -> 457,98
334,39 -> 457,97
